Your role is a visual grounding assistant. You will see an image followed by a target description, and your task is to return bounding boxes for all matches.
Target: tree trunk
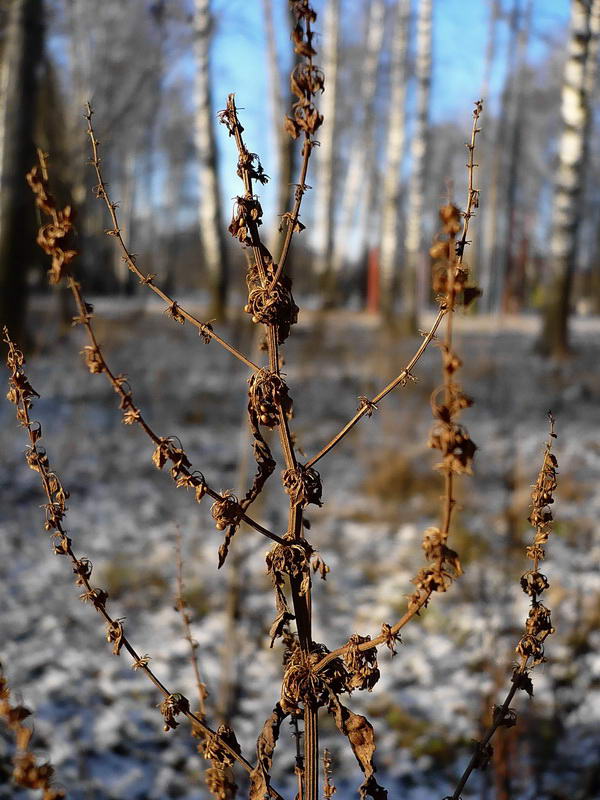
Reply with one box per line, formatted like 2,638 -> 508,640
328,0 -> 385,303
194,0 -> 229,320
500,0 -> 533,314
0,0 -> 43,348
540,0 -> 600,356
311,0 -> 341,281
262,0 -> 297,262
403,0 -> 432,327
480,0 -> 521,313
472,0 -> 500,295
379,0 -> 410,315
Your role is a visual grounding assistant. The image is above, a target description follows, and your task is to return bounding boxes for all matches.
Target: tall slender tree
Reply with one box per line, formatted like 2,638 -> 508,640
0,0 -> 43,347
379,0 -> 410,315
480,0 -> 521,312
194,0 -> 229,319
404,0 -> 432,324
311,0 -> 341,281
329,0 -> 385,300
541,0 -> 600,356
262,0 -> 297,260
473,0 -> 501,292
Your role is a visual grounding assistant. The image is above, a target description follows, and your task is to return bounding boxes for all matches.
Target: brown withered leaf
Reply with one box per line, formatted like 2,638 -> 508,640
165,302 -> 185,325
514,669 -> 534,697
205,765 -> 237,800
328,695 -> 387,799
269,608 -> 295,648
284,116 -> 300,139
249,704 -> 288,799
462,286 -> 482,307
106,619 -> 125,656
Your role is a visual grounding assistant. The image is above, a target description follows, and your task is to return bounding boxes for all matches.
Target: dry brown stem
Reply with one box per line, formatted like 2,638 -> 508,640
217,8 -> 325,794
26,152 -> 284,550
175,526 -> 208,718
306,101 -> 483,471
446,414 -> 558,800
4,330 -> 286,799
0,662 -> 65,799
8,7 -> 561,797
83,107 -> 260,373
316,103 -> 484,676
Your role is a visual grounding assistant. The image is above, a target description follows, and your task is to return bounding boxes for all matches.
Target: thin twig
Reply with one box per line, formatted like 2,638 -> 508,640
4,332 -> 286,800
175,526 -> 208,717
306,101 -> 483,471
0,662 -> 65,799
315,101 -> 485,673
84,106 -> 260,373
27,153 -> 285,549
305,309 -> 446,468
446,414 -> 558,800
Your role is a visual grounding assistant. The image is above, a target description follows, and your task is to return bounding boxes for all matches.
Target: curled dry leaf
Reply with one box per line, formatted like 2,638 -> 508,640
328,695 -> 387,799
249,703 -> 288,799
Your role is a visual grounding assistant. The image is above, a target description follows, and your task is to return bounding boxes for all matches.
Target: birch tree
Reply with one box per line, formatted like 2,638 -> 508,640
0,0 -> 43,345
500,0 -> 533,313
480,0 -> 521,312
311,0 -> 341,280
262,0 -> 297,260
473,0 -> 500,295
328,0 -> 385,300
194,0 -> 229,318
379,0 -> 410,314
403,0 -> 432,324
541,0 -> 600,356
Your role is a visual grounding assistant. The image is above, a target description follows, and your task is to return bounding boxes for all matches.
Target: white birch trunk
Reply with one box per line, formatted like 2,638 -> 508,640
330,0 -> 386,279
194,0 -> 228,315
312,0 -> 341,278
404,0 -> 432,320
378,0 -> 410,308
542,0 -> 600,354
480,0 -> 520,312
472,0 -> 500,296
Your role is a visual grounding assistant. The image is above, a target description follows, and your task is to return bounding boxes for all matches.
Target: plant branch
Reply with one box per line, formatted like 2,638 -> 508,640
84,108 -> 259,373
270,136 -> 312,290
305,309 -> 446,468
26,155 -> 284,549
175,526 -> 208,717
4,332 -> 286,800
446,413 -> 558,800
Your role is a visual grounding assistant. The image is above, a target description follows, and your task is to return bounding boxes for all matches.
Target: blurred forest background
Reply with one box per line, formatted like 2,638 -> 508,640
2,1 -> 600,800
1,0 -> 599,352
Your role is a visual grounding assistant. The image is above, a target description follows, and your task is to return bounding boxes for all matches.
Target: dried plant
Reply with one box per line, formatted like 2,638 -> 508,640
0,663 -> 65,799
446,414 -> 558,800
2,4 -> 563,799
174,526 -> 209,720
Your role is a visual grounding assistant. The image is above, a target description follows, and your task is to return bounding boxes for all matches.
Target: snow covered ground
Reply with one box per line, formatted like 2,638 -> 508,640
1,298 -> 599,799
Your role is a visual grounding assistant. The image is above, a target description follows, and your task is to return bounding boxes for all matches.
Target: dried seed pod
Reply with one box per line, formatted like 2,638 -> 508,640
248,369 -> 292,428
106,619 -> 125,656
211,492 -> 242,531
158,692 -> 189,732
343,634 -> 380,692
282,465 -> 322,507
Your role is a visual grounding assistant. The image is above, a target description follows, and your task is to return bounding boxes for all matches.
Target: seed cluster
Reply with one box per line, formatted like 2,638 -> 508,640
0,664 -> 65,799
